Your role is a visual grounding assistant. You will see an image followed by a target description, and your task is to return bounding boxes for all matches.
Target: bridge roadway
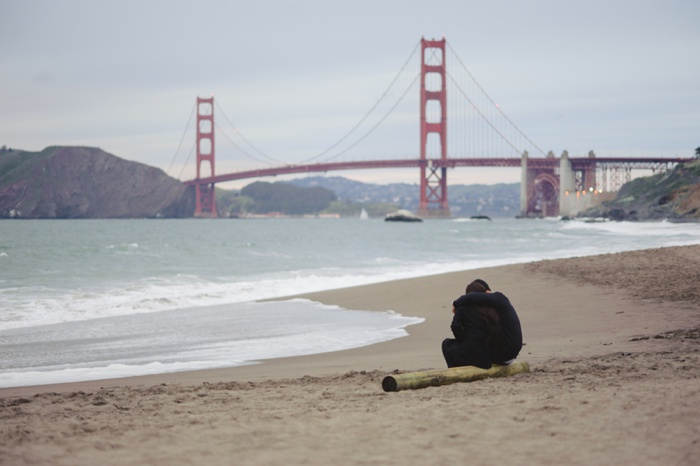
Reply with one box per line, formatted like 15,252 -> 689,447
184,156 -> 685,186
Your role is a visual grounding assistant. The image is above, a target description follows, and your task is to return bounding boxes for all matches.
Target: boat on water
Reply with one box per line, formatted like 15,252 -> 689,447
384,209 -> 423,222
360,208 -> 369,220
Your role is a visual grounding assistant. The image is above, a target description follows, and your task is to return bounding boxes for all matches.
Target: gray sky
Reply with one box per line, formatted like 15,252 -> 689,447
2,0 -> 699,187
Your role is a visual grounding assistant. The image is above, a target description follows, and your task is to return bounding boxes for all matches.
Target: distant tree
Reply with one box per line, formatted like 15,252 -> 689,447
241,181 -> 336,215
695,146 -> 700,158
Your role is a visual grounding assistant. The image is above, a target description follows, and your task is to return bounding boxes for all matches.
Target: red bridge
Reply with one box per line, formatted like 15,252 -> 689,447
182,38 -> 691,218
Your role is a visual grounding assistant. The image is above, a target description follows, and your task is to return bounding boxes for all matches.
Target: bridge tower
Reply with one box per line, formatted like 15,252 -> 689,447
194,96 -> 217,217
417,37 -> 450,218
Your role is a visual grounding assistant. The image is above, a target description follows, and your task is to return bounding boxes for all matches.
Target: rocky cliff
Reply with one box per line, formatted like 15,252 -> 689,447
0,146 -> 194,219
581,159 -> 700,222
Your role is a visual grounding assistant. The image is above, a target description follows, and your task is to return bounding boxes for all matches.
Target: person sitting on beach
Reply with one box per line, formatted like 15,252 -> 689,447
452,278 -> 523,365
441,280 -> 504,369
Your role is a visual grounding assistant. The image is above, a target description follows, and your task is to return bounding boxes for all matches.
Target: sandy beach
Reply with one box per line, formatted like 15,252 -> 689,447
1,245 -> 699,465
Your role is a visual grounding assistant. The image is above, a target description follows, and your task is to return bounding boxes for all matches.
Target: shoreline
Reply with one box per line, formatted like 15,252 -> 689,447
2,245 -> 699,465
2,244 -> 698,396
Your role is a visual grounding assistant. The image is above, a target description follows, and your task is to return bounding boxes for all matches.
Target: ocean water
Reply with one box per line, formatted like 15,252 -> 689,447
1,217 -> 699,388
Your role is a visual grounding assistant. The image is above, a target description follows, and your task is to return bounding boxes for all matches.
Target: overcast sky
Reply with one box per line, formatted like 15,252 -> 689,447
1,0 -> 699,187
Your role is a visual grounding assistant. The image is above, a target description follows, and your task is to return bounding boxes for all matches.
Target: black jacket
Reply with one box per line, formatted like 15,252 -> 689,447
445,305 -> 493,369
452,291 -> 523,363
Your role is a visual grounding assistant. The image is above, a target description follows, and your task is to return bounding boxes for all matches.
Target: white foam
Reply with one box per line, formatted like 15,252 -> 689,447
2,219 -> 698,332
0,360 -> 251,388
0,300 -> 424,388
0,259 -> 499,330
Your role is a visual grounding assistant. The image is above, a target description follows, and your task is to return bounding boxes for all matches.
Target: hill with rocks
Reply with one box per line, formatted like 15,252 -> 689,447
581,159 -> 700,222
0,146 -> 193,219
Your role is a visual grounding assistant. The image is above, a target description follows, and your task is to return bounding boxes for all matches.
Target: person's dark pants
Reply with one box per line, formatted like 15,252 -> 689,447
442,338 -> 460,368
442,338 -> 492,369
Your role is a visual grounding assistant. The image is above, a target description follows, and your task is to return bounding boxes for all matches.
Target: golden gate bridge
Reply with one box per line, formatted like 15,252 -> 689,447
174,37 -> 690,218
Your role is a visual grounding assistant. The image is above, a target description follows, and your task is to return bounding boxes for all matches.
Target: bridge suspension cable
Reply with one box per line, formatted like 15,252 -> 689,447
447,71 -> 523,155
185,37 -> 550,184
167,100 -> 196,178
176,142 -> 196,181
307,73 -> 420,163
215,122 -> 281,165
214,101 -> 287,165
446,42 -> 547,157
300,40 -> 422,164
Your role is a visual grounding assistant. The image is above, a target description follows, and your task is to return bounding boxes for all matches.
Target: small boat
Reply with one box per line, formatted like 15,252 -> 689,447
360,208 -> 369,220
384,209 -> 423,222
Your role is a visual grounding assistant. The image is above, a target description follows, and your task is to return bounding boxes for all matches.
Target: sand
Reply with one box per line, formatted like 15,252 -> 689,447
1,245 -> 699,465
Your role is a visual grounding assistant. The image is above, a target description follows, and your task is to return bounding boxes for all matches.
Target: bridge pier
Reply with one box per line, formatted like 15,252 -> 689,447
559,151 -> 616,217
520,150 -> 615,218
558,150 -> 576,217
520,151 -> 559,217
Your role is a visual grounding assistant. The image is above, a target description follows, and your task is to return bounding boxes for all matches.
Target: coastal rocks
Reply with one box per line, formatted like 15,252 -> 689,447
384,209 -> 423,222
580,159 -> 700,222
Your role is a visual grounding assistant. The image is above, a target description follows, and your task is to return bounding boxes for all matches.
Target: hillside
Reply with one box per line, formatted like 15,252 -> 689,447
287,176 -> 520,217
581,159 -> 700,222
0,146 -> 193,219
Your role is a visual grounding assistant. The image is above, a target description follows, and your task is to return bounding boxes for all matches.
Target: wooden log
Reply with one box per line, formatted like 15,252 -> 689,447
381,361 -> 530,392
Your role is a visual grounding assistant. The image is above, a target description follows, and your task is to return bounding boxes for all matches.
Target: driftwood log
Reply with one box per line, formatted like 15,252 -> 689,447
381,361 -> 530,392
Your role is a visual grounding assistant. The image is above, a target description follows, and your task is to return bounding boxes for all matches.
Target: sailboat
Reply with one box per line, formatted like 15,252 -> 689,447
360,208 -> 369,220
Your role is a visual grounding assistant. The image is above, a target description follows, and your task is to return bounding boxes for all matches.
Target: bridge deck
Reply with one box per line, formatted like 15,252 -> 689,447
185,157 -> 689,185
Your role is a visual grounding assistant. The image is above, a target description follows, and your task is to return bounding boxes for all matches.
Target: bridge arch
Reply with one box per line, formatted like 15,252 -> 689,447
527,172 -> 559,217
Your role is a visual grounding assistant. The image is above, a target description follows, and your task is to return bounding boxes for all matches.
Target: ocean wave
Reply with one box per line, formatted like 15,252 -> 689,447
1,219 -> 698,331
0,300 -> 423,388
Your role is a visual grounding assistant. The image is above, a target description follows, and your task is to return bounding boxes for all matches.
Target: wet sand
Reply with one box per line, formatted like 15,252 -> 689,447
1,245 -> 699,465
